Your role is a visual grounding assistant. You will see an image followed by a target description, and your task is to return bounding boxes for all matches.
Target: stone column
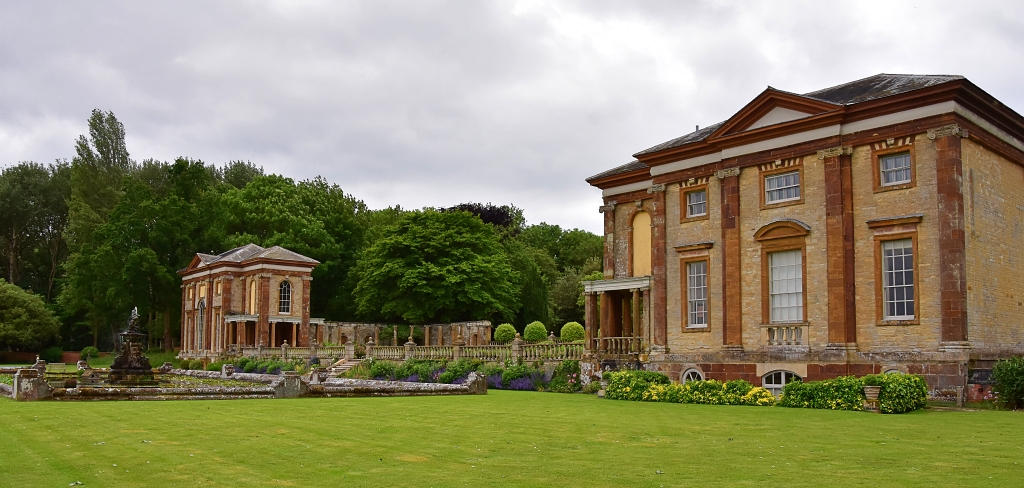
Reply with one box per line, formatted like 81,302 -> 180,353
821,146 -> 857,348
717,167 -> 743,350
599,292 -> 610,351
650,184 -> 668,349
642,288 -> 652,348
392,325 -> 398,346
601,202 -> 617,278
584,292 -> 598,351
258,274 -> 271,346
365,338 -> 375,359
292,323 -> 298,347
632,288 -> 641,351
425,326 -> 431,346
931,124 -> 969,344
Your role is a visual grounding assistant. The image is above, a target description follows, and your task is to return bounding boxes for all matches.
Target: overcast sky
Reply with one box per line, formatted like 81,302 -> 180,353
2,1 -> 1023,234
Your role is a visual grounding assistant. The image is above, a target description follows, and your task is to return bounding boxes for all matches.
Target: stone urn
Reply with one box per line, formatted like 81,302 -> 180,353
863,385 -> 881,401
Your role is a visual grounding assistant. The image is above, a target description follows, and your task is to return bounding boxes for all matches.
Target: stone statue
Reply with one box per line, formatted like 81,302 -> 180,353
109,307 -> 156,386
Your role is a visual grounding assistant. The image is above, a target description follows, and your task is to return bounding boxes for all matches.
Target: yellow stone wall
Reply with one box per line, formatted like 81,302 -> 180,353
665,179 -> 723,352
961,139 -> 1024,352
737,157 -> 830,350
850,135 -> 942,352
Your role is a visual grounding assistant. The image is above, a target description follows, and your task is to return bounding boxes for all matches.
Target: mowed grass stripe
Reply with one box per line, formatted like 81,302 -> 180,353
1,390 -> 1022,487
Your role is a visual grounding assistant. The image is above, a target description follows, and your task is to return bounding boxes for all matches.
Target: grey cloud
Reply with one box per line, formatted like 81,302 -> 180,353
2,0 -> 1024,234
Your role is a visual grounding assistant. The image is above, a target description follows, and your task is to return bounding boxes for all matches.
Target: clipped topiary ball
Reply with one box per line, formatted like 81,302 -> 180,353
560,322 -> 585,342
523,321 -> 547,342
494,323 -> 517,343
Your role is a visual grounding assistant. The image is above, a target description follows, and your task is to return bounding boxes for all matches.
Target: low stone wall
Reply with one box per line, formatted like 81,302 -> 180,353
315,378 -> 470,397
0,383 -> 12,398
52,386 -> 275,401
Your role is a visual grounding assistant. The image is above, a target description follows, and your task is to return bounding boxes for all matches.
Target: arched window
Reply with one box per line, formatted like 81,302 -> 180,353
631,211 -> 652,276
682,368 -> 704,383
762,370 -> 801,397
279,281 -> 292,314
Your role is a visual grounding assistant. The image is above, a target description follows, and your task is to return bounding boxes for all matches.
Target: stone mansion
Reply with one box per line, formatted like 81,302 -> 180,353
583,74 -> 1024,397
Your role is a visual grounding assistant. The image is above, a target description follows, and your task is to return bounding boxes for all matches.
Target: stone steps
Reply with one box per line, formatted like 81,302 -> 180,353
327,359 -> 361,376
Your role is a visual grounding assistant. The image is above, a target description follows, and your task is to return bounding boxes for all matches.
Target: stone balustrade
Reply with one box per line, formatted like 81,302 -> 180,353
601,337 -> 643,355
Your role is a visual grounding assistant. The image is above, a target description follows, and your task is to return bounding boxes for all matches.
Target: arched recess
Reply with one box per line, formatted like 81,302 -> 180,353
630,210 -> 652,276
753,218 -> 811,241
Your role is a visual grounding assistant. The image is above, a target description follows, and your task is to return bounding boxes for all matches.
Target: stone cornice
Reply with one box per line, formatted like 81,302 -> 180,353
928,123 -> 969,140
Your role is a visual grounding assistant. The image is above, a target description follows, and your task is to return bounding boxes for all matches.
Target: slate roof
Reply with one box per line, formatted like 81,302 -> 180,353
630,74 -> 963,158
192,244 -> 319,269
585,159 -> 649,182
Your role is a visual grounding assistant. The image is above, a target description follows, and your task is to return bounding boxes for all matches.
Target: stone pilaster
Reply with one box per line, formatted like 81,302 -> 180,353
821,146 -> 857,347
649,184 -> 668,349
716,167 -> 743,348
931,124 -> 969,344
601,201 -> 616,278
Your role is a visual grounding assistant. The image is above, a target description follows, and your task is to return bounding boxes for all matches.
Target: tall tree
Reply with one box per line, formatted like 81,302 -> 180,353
352,210 -> 520,323
66,109 -> 133,252
0,162 -> 50,284
222,174 -> 365,320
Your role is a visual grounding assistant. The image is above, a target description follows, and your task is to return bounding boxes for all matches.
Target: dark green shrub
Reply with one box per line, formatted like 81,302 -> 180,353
369,360 -> 398,380
235,357 -> 252,371
560,322 -> 585,342
777,376 -> 864,411
438,358 -> 483,384
80,346 -> 100,361
862,373 -> 928,414
243,361 -> 258,373
206,362 -> 224,372
40,346 -> 63,363
604,370 -> 670,401
582,380 -> 601,394
189,359 -> 204,370
523,321 -> 547,342
494,323 -> 517,343
992,356 -> 1024,409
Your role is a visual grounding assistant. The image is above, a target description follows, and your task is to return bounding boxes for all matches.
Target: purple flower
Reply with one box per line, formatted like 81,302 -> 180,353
403,374 -> 419,383
487,373 -> 503,389
509,377 -> 535,391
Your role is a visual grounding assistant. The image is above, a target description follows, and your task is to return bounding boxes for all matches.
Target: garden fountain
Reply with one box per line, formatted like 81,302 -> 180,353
107,307 -> 157,386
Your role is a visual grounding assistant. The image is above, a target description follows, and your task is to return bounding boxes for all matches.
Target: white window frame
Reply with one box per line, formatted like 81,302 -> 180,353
279,281 -> 292,314
768,249 -> 803,323
879,152 -> 912,186
881,238 -> 915,320
764,171 -> 801,204
686,260 -> 709,328
762,370 -> 801,397
686,189 -> 707,218
682,369 -> 704,383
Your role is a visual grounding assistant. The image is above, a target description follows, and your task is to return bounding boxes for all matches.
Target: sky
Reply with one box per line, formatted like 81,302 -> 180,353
2,0 -> 1023,234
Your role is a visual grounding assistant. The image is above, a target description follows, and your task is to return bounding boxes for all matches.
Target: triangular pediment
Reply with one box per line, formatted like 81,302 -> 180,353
710,88 -> 841,138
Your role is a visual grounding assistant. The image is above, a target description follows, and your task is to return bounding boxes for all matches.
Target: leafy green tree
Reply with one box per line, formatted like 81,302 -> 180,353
66,109 -> 133,252
220,160 -> 264,189
504,239 -> 550,328
352,210 -> 520,323
549,257 -> 602,326
519,223 -> 602,271
0,279 -> 60,350
222,175 -> 365,319
0,161 -> 71,301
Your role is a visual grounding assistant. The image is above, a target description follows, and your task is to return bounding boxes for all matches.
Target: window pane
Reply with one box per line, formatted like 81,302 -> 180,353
880,153 -> 911,185
881,239 -> 914,319
687,261 -> 708,326
765,171 -> 801,204
687,190 -> 707,217
769,249 -> 803,323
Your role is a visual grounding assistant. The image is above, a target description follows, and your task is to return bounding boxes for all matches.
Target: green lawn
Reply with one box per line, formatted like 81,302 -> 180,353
0,391 -> 1022,487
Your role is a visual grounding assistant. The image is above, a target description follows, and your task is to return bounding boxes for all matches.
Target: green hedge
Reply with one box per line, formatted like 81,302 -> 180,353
523,321 -> 548,342
604,370 -> 671,401
494,323 -> 517,343
777,376 -> 865,411
560,322 -> 585,342
992,356 -> 1024,409
862,374 -> 928,414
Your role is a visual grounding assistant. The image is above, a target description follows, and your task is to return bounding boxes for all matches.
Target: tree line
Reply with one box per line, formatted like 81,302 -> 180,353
0,110 -> 602,353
